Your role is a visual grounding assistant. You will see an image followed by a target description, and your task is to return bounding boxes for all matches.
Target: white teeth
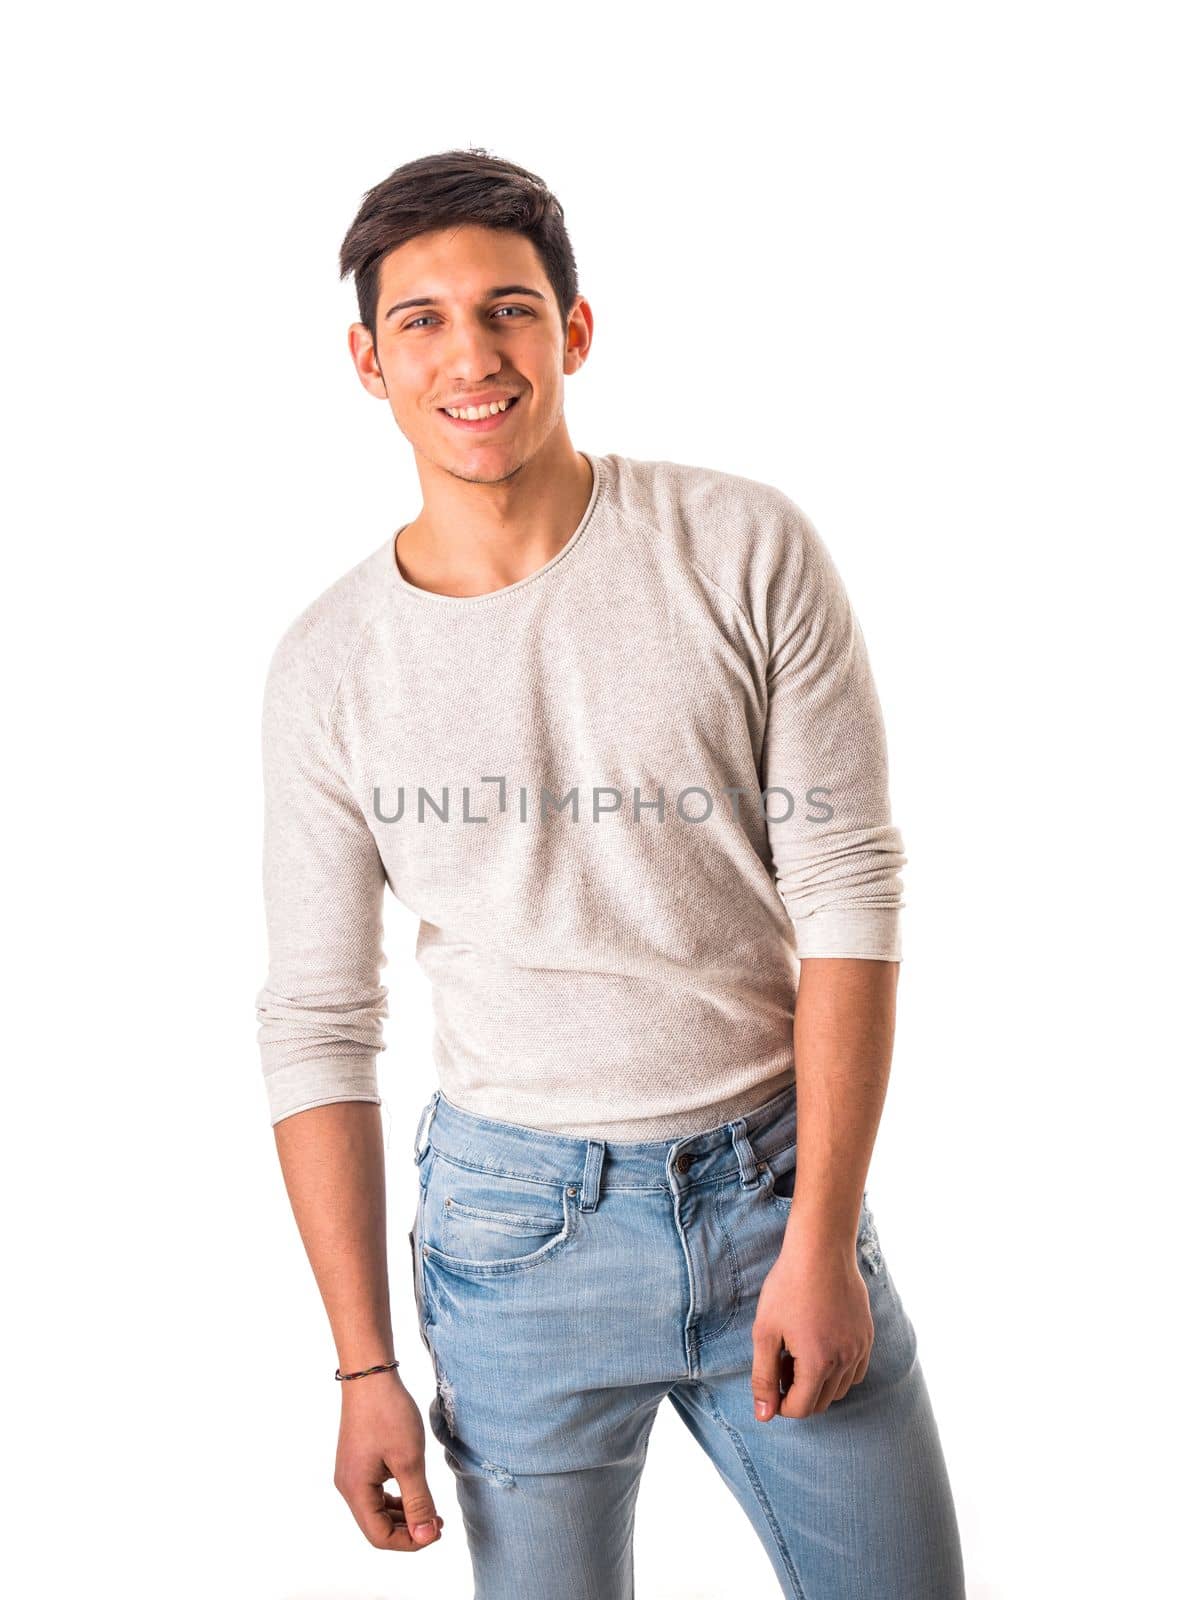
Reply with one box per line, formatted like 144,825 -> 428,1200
446,398 -> 512,420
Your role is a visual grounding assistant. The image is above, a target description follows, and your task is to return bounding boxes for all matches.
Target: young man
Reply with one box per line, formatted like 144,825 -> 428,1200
256,149 -> 966,1598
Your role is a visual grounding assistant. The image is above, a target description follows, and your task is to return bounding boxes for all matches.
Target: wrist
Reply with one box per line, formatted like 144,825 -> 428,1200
780,1201 -> 859,1261
335,1349 -> 398,1380
335,1324 -> 396,1372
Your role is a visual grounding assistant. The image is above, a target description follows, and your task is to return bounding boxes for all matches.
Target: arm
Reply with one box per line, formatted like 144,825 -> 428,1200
784,955 -> 897,1260
750,958 -> 895,1423
273,1101 -> 443,1551
256,628 -> 442,1553
747,499 -> 907,1422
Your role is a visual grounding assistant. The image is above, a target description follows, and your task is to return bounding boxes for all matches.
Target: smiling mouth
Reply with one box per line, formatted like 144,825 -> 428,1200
438,393 -> 523,428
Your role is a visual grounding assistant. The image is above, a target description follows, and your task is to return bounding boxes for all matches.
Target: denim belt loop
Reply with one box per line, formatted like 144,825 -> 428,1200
579,1138 -> 606,1212
412,1089 -> 441,1166
728,1116 -> 760,1188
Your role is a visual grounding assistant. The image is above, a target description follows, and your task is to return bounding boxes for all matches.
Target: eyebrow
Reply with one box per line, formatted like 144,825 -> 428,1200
383,284 -> 548,321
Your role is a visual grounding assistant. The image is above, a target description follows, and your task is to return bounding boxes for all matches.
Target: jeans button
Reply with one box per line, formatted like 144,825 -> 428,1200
675,1154 -> 693,1173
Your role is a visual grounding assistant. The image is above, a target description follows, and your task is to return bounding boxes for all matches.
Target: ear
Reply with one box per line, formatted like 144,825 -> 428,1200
563,296 -> 593,375
348,322 -> 389,400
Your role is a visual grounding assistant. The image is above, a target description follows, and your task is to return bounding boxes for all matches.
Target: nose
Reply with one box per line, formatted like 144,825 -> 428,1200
441,319 -> 504,383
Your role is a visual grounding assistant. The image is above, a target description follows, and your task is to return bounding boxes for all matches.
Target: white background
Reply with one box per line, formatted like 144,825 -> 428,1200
4,3 -> 1196,1596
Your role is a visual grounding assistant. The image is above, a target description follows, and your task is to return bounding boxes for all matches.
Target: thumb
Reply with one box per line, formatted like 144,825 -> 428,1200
392,1462 -> 441,1544
750,1329 -> 783,1422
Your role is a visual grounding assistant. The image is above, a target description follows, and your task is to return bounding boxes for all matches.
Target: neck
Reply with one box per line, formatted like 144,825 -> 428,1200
396,438 -> 594,599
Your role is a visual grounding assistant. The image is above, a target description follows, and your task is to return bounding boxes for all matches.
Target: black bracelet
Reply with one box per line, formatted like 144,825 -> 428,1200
335,1359 -> 400,1382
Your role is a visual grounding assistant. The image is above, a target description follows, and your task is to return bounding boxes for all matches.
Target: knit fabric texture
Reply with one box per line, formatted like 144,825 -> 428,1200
256,452 -> 906,1136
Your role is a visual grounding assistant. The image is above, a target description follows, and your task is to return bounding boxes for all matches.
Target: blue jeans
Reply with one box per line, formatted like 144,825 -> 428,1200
407,1084 -> 965,1599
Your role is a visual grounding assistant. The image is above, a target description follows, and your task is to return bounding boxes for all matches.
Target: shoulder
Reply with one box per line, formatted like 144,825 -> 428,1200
601,451 -> 820,604
262,538 -> 396,724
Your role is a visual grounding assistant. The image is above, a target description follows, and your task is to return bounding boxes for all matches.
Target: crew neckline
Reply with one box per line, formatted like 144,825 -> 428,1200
385,451 -> 606,606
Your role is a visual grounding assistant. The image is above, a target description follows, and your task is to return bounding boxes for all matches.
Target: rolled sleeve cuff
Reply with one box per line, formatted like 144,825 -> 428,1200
789,908 -> 902,962
264,1059 -> 382,1126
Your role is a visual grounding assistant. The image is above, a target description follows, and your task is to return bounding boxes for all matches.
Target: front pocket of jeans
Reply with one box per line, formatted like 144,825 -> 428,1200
765,1145 -> 798,1208
420,1154 -> 576,1276
445,1197 -> 566,1235
408,1183 -> 435,1350
765,1164 -> 886,1273
407,1226 -> 431,1350
857,1196 -> 885,1276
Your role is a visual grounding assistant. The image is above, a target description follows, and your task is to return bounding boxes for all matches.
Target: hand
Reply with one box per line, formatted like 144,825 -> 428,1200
333,1373 -> 445,1551
750,1242 -> 874,1420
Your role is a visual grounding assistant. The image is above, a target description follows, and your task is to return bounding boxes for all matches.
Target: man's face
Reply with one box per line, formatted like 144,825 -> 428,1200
349,223 -> 589,483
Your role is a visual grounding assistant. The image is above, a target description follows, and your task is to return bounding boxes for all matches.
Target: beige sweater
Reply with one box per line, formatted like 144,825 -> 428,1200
256,452 -> 905,1137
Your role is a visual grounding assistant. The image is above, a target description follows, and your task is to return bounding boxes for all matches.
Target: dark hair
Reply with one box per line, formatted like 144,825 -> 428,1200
338,148 -> 580,349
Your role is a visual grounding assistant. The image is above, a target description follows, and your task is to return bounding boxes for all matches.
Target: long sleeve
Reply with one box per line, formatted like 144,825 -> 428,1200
255,629 -> 389,1126
758,504 -> 906,960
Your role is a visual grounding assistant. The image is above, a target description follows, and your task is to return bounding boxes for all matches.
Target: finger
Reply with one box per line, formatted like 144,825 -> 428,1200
751,1331 -> 785,1420
343,1473 -> 426,1551
827,1365 -> 857,1406
343,1465 -> 441,1552
381,1492 -> 445,1531
805,1367 -> 845,1416
813,1345 -> 871,1412
779,1353 -> 842,1418
388,1459 -> 442,1548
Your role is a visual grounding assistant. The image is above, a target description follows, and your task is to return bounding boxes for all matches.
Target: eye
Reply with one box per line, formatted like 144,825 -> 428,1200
402,306 -> 531,331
